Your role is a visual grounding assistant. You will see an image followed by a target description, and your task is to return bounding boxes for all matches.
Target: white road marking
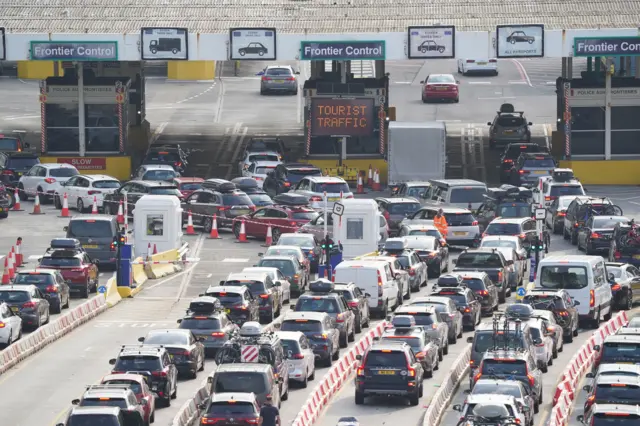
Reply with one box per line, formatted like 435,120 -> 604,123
222,258 -> 250,263
543,124 -> 550,149
214,81 -> 226,123
545,81 -> 556,85
629,201 -> 640,206
206,273 -> 213,278
478,97 -> 517,100
510,59 -> 533,86
393,81 -> 412,84
508,80 -> 528,84
467,81 -> 491,85
176,81 -> 217,104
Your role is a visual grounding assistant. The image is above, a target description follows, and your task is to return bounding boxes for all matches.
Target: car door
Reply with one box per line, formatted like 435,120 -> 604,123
626,265 -> 640,303
32,288 -> 48,319
30,166 -> 47,194
56,272 -> 70,303
190,190 -> 217,226
294,178 -> 310,198
125,183 -> 145,209
299,335 -> 314,373
547,198 -> 558,227
74,176 -> 91,207
59,175 -> 77,204
0,304 -> 18,338
522,219 -> 536,243
244,208 -> 268,235
541,320 -> 554,359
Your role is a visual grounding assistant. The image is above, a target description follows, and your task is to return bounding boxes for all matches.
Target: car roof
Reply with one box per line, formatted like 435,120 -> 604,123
526,288 -> 565,296
206,285 -> 248,294
69,214 -> 115,222
420,206 -> 472,213
457,271 -> 488,279
210,392 -> 258,403
83,388 -> 131,398
306,176 -> 347,183
481,235 -> 520,242
79,174 -> 118,181
279,233 -> 313,240
174,177 -> 204,183
376,197 -> 421,204
466,394 -> 517,403
604,334 -> 640,344
332,282 -> 356,291
430,179 -> 485,187
215,363 -> 272,373
227,272 -> 270,281
266,65 -> 293,70
410,296 -> 453,305
101,373 -> 146,383
2,285 -> 36,292
276,330 -> 306,340
70,406 -> 121,416
590,403 -> 640,415
260,255 -> 297,262
248,150 -> 280,156
283,311 -> 327,321
406,181 -> 431,187
42,163 -> 77,169
395,305 -> 436,314
130,180 -> 177,187
337,260 -> 389,268
474,378 -> 525,388
403,223 -> 437,230
597,363 -> 640,373
242,267 -> 278,275
482,349 -> 529,360
284,163 -> 319,169
142,164 -> 175,170
596,375 -> 640,385
490,217 -> 528,224
369,341 -> 411,352
251,161 -> 281,167
17,268 -> 58,275
382,327 -> 424,338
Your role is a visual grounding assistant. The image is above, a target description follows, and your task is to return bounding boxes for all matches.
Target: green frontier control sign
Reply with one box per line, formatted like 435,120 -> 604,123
30,41 -> 118,61
300,40 -> 385,61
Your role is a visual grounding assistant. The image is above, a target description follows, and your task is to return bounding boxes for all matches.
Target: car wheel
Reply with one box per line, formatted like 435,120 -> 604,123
18,183 -> 28,201
592,309 -> 601,329
333,346 -> 340,360
454,97 -> 459,103
355,391 -> 365,405
339,333 -> 348,348
443,341 -> 449,355
233,222 -> 242,239
409,390 -> 420,406
540,362 -> 548,373
570,230 -> 578,245
272,228 -> 281,243
301,373 -> 308,388
37,187 -> 47,203
203,217 -> 213,233
565,332 -> 573,343
355,314 -> 362,333
438,348 -> 443,362
51,302 -> 61,314
626,293 -> 633,310
448,331 -> 457,344
54,195 -> 62,209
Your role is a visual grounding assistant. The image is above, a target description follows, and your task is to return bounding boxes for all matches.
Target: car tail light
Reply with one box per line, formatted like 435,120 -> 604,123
0,322 -> 5,328
377,271 -> 383,297
345,194 -> 354,199
88,190 -> 101,195
591,233 -> 601,239
255,177 -> 264,181
211,332 -> 225,337
70,268 -> 84,272
201,418 -> 225,424
44,178 -> 56,184
503,159 -> 513,164
466,59 -> 475,63
426,85 -> 433,90
611,284 -> 621,291
110,242 -> 116,251
292,353 -> 304,359
286,77 -> 295,81
476,290 -> 488,296
22,301 -> 35,308
471,220 -> 478,226
262,76 -> 271,81
557,212 -> 566,217
469,360 -> 474,367
519,233 -> 526,239
590,289 -> 595,307
464,307 -> 471,313
357,366 -> 365,376
348,301 -> 359,308
408,269 -> 416,276
514,419 -> 521,425
314,333 -> 328,339
2,170 -> 14,175
527,374 -> 535,387
407,366 -> 416,377
449,313 -> 456,318
152,371 -> 167,377
218,206 -> 229,212
474,372 -> 482,382
246,418 -> 260,425
614,251 -> 622,259
498,271 -> 503,282
519,170 -> 525,174
336,313 -> 345,323
259,294 -> 269,299
179,350 -> 191,356
574,222 -> 580,227
45,285 -> 58,293
310,196 -> 323,202
383,210 -> 390,220
489,59 -> 497,63
557,310 -> 570,317
283,182 -> 291,187
175,162 -> 182,167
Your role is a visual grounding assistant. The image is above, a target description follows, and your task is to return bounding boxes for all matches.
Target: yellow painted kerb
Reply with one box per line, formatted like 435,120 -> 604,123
17,61 -> 57,79
559,160 -> 640,185
168,61 -> 216,80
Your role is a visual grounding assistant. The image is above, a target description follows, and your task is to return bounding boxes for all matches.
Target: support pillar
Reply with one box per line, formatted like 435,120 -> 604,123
587,57 -> 593,73
374,60 -> 385,78
17,61 -> 58,79
636,57 -> 640,78
605,59 -> 612,160
567,57 -> 573,78
561,57 -> 568,78
167,61 -> 215,80
78,63 -> 86,157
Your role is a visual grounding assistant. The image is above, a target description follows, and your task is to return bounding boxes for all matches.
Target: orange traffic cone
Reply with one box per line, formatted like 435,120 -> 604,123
116,200 -> 125,224
153,244 -> 158,255
186,211 -> 196,235
236,220 -> 249,243
15,238 -> 23,267
7,250 -> 14,280
91,196 -> 98,214
30,194 -> 44,215
373,169 -> 381,191
356,173 -> 365,194
12,188 -> 22,211
263,225 -> 273,247
59,193 -> 70,217
367,165 -> 373,188
208,214 -> 221,239
1,257 -> 9,284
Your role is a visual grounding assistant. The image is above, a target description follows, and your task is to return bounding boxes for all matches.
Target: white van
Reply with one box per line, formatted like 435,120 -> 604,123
333,260 -> 400,318
534,255 -> 613,328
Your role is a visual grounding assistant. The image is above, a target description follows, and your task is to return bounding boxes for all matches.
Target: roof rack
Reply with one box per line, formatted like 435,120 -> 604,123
84,384 -> 132,391
231,177 -> 259,190
119,344 -> 164,353
491,313 -> 524,352
272,193 -> 310,207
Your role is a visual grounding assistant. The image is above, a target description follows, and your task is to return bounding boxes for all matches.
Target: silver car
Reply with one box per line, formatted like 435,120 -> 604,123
511,153 -> 557,187
276,331 -> 316,386
259,65 -> 299,95
409,296 -> 463,344
403,206 -> 480,247
390,305 -> 450,359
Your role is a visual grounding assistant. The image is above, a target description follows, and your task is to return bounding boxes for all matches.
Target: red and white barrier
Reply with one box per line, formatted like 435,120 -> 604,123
548,311 -> 629,426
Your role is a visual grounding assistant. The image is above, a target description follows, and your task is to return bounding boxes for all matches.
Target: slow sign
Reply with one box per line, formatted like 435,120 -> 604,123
58,157 -> 107,170
310,98 -> 375,137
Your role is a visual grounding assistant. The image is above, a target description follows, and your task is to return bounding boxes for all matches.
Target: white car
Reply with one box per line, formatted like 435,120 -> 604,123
454,394 -> 529,426
0,301 -> 22,346
133,164 -> 179,182
18,163 -> 79,203
276,330 -> 316,386
533,177 -> 584,208
243,161 -> 282,189
479,235 -> 528,273
532,309 -> 564,357
53,174 -> 120,213
457,58 -> 498,75
238,151 -> 281,175
526,317 -> 555,372
356,256 -> 411,301
242,266 -> 291,304
290,176 -> 353,210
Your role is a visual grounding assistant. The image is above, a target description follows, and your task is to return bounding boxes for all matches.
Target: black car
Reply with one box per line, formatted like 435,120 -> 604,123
577,215 -> 630,255
431,287 -> 481,330
475,185 -> 533,232
522,289 -> 579,342
459,272 -> 499,315
142,145 -> 189,175
222,272 -> 281,324
280,311 -> 340,367
177,297 -> 239,356
333,282 -> 371,333
453,248 -> 510,302
138,329 -> 205,379
199,391 -> 261,426
0,152 -> 40,205
499,143 -> 549,183
404,235 -> 449,278
103,180 -> 182,216
204,285 -> 260,325
245,137 -> 287,158
0,285 -> 50,329
354,341 -> 424,405
263,163 -> 322,198
109,345 -> 178,407
488,104 -> 533,150
12,269 -> 70,314
563,197 -> 619,244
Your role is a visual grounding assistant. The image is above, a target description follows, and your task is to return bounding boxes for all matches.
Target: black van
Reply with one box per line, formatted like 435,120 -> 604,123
64,215 -> 119,268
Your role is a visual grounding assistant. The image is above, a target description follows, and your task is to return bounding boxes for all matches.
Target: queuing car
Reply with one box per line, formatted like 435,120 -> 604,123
458,271 -> 499,315
258,248 -> 310,284
99,373 -> 156,425
509,153 -> 556,187
470,379 -> 535,426
430,286 -> 481,331
198,392 -> 262,426
37,248 -> 99,298
403,235 -> 449,278
12,269 -> 70,314
546,195 -> 583,234
404,206 -> 480,247
475,185 -> 533,232
207,360 -> 282,408
389,306 -> 449,359
238,151 -> 281,176
263,163 -> 323,198
605,262 -> 640,310
259,64 -> 300,95
58,406 -> 144,426
133,164 -> 179,182
70,385 -> 146,423
232,177 -> 274,207
53,174 -> 120,213
0,301 -> 22,346
177,296 -> 239,356
333,282 -> 371,333
381,238 -> 428,292
138,329 -> 205,379
397,223 -> 446,246
453,394 -> 530,426
482,217 -> 537,246
242,161 -> 281,188
375,197 -> 421,236
18,163 -> 79,203
488,103 -> 533,150
479,235 -> 528,279
532,309 -> 565,357
356,255 -> 411,301
276,330 -> 316,387
532,172 -> 585,209
280,311 -> 340,367
256,255 -> 309,296
420,74 -> 460,103
172,177 -> 203,198
103,180 -> 182,216
582,375 -> 640,416
142,145 -> 189,174
577,215 -> 630,254
244,137 -> 287,159
577,403 -> 640,426
290,176 -> 353,210
409,296 -> 463,344
221,272 -> 282,324
232,205 -> 317,243
499,143 -> 549,183
453,248 -> 510,302
204,285 -> 260,325
525,316 -> 555,372
458,58 -> 498,76
522,289 -> 580,342
277,233 -> 324,273
390,181 -> 432,202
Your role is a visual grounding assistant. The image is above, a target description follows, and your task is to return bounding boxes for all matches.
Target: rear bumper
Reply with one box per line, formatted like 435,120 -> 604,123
356,383 -> 419,397
425,91 -> 458,99
463,63 -> 498,73
84,249 -> 117,265
588,239 -> 612,251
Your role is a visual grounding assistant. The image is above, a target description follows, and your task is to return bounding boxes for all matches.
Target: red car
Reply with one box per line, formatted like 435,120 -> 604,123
173,177 -> 204,198
101,373 -> 156,424
37,251 -> 98,298
420,73 -> 459,103
233,204 -> 318,242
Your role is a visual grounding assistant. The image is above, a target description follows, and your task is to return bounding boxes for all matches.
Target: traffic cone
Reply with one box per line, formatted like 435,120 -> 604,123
1,258 -> 9,285
263,225 -> 273,247
59,193 -> 70,217
367,165 -> 373,187
91,196 -> 98,214
236,220 -> 249,243
12,188 -> 22,211
7,250 -> 14,280
153,244 -> 158,255
373,169 -> 381,191
356,173 -> 365,194
15,238 -> 22,267
116,200 -> 125,224
30,194 -> 44,215
208,214 -> 221,239
186,211 -> 196,235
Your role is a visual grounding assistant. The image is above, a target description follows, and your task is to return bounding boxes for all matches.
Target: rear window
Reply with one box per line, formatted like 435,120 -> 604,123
428,75 -> 455,83
179,182 -> 203,191
0,138 -> 19,150
213,372 -> 267,395
281,319 -> 322,332
296,297 -> 340,313
115,355 -> 161,371
146,152 -> 180,162
179,318 -> 221,330
593,413 -> 640,426
278,235 -> 315,248
281,339 -> 302,356
256,166 -> 277,175
408,239 -> 437,251
207,401 -> 257,415
401,312 -> 434,326
461,278 -> 485,291
314,182 -> 350,193
381,336 -> 423,352
595,384 -> 640,403
68,220 -> 114,238
473,332 -> 525,352
408,229 -> 441,238
7,157 -> 39,169
222,193 -> 253,206
472,382 -> 523,398
497,204 -> 532,218
80,397 -> 128,409
291,211 -> 318,221
497,116 -> 525,127
481,359 -> 527,375
143,170 -> 176,180
208,292 -> 244,303
68,414 -> 119,426
143,332 -> 189,345
224,280 -> 266,295
437,292 -> 467,305
102,379 -> 142,394
248,193 -> 273,206
0,290 -> 29,303
539,266 -> 588,290
523,158 -> 555,168
608,267 -> 622,278
444,212 -> 476,225
257,259 -> 295,276
149,187 -> 181,196
14,273 -> 54,285
449,188 -> 486,204
506,145 -> 543,158
405,186 -> 430,198
334,289 -> 353,301
265,248 -> 301,259
288,168 -> 322,177
522,295 -> 564,310
602,342 -> 640,362
50,168 -> 79,178
550,185 -> 584,197
480,240 -> 517,250
395,256 -> 410,268
387,203 -> 420,215
456,253 -> 503,268
93,180 -> 120,189
39,257 -> 81,267
266,67 -> 293,76
593,217 -> 628,229
485,223 -> 521,236
364,350 -> 408,367
248,154 -> 279,162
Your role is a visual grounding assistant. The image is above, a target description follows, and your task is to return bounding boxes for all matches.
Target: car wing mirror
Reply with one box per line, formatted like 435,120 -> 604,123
290,304 -> 296,310
593,344 -> 601,351
109,358 -> 117,365
487,122 -> 492,126
522,407 -> 530,413
198,402 -> 207,410
71,399 -> 80,405
295,71 -> 301,75
451,259 -> 457,265
177,319 -> 183,324
138,337 -> 145,342
582,385 -> 592,392
453,404 -> 462,412
365,293 -> 371,298
574,300 -> 580,306
585,372 -> 594,378
466,336 -> 473,343
528,122 -> 533,126
63,226 -> 68,232
355,354 -> 362,360
219,280 -> 225,286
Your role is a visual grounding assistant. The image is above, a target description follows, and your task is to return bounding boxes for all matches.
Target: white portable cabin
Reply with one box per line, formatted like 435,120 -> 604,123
133,195 -> 183,255
332,198 -> 380,259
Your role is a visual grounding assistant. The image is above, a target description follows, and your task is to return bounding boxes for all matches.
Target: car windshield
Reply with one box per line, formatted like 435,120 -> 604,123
256,166 -> 277,175
7,157 -> 39,169
115,355 -> 161,371
258,259 -> 295,276
462,279 -> 485,291
291,211 -> 318,221
39,257 -> 81,267
67,414 -> 120,426
278,235 -> 315,248
0,137 -> 19,150
143,170 -> 176,180
208,292 -> 243,303
214,372 -> 267,394
102,379 -> 143,394
14,273 -> 54,285
50,168 -> 79,178
395,256 -> 411,268
406,186 -> 430,198
472,383 -> 523,398
559,198 -> 576,208
592,414 -> 640,426
208,401 -> 257,415
595,384 -> 640,403
334,289 -> 353,301
456,253 -> 503,268
144,332 -> 189,345
449,188 -> 486,204
222,193 -> 253,205
297,297 -> 339,313
388,203 -> 421,215
497,116 -> 526,127
550,185 -> 584,197
0,290 -> 29,302
179,318 -> 221,330
314,182 -> 350,193
428,75 -> 455,83
628,317 -> 640,327
408,229 -> 441,238
539,266 -> 588,290
485,223 -> 521,235
80,397 -> 128,409
225,280 -> 266,295
266,67 -> 293,76
480,240 -> 517,250
249,154 -> 279,162
523,158 -> 555,168
149,187 -> 181,196
497,204 -> 531,218
522,295 -> 564,310
93,180 -> 120,189
601,343 -> 640,362
593,217 -> 628,229
381,336 -> 423,352
474,332 -> 525,352
248,194 -> 273,205
281,339 -> 302,356
264,248 -> 301,259
288,167 -> 321,177
482,359 -> 527,375
68,220 -> 113,237
281,320 -> 322,332
179,182 -> 203,191
364,351 -> 407,367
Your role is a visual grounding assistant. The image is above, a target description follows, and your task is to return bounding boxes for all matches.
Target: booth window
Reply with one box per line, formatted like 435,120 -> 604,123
570,107 -> 605,131
86,105 -> 120,152
146,214 -> 164,236
570,131 -> 605,155
346,218 -> 364,240
46,128 -> 80,152
45,103 -> 80,152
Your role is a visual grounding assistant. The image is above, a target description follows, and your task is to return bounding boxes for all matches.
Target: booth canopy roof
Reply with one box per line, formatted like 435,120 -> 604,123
0,0 -> 638,33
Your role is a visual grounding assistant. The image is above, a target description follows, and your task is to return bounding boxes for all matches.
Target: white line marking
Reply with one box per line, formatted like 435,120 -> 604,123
545,82 -> 556,85
629,201 -> 640,206
467,81 -> 492,85
478,97 -> 517,100
510,59 -> 533,86
222,258 -> 250,263
214,82 -> 226,123
508,81 -> 528,85
206,273 -> 212,278
436,119 -> 462,122
543,124 -> 550,149
393,81 -> 412,84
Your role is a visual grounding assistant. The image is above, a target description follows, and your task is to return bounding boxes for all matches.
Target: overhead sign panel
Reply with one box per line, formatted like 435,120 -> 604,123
0,28 -> 5,60
496,24 -> 544,58
407,26 -> 455,59
141,28 -> 189,60
310,98 -> 375,137
574,37 -> 640,57
300,41 -> 385,61
230,28 -> 277,60
30,41 -> 118,61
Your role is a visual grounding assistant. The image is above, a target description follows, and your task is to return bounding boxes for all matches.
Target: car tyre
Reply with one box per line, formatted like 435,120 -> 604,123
355,391 -> 365,405
272,228 -> 281,244
355,314 -> 362,333
425,368 -> 433,378
37,187 -> 48,203
233,222 -> 242,239
454,97 -> 459,103
409,390 -> 420,406
51,302 -> 62,314
301,374 -> 308,388
570,230 -> 578,245
443,341 -> 449,355
282,386 -> 289,401
339,333 -> 348,348
438,348 -> 443,362
449,332 -> 457,344
203,217 -> 213,233
54,195 -> 62,209
80,284 -> 89,298
348,326 -> 355,342
626,293 -> 633,310
18,183 -> 28,200
333,346 -> 340,360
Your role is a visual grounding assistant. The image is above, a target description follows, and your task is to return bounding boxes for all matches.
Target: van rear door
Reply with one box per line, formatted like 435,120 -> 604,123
336,266 -> 379,308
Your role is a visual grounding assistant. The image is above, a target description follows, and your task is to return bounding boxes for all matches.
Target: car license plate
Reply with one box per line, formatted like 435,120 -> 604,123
454,232 -> 466,236
10,307 -> 18,312
533,171 -> 547,174
477,62 -> 487,65
377,370 -> 396,375
83,244 -> 98,249
275,80 -> 284,83
328,197 -> 339,202
436,87 -> 447,90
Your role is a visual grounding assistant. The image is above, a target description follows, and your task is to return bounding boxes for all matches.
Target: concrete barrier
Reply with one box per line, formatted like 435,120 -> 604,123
103,275 -> 121,308
0,295 -> 107,374
426,345 -> 472,426
132,257 -> 148,286
144,249 -> 183,279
